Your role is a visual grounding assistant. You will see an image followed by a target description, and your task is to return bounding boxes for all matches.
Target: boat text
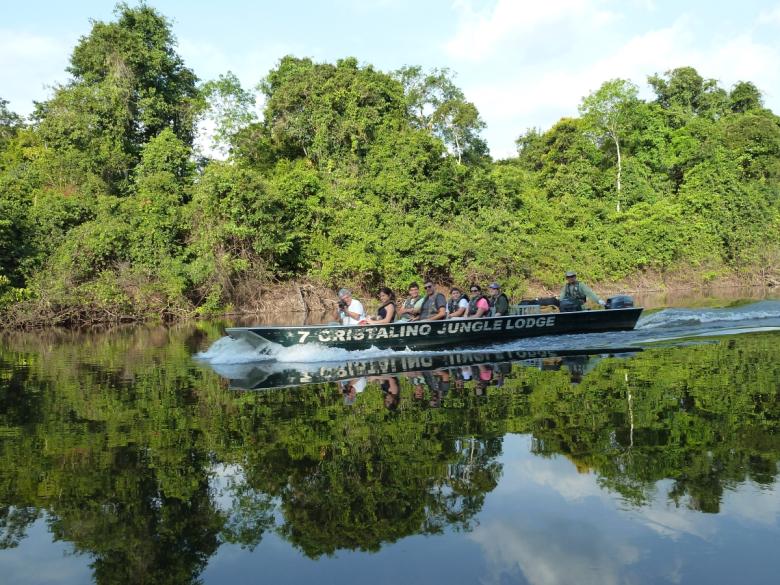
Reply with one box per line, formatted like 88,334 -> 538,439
298,315 -> 557,344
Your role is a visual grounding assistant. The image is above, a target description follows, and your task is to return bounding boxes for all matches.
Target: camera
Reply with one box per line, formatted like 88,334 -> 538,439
338,299 -> 348,310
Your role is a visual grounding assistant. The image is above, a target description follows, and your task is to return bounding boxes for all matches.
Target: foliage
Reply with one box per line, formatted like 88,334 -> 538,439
0,3 -> 779,323
0,326 -> 778,578
198,71 -> 257,157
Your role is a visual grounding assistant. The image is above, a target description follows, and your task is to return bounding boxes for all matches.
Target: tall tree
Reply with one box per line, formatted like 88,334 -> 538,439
199,72 -> 257,158
32,3 -> 199,192
259,56 -> 405,165
394,66 -> 487,164
67,2 -> 199,149
648,66 -> 727,120
729,81 -> 763,113
579,79 -> 639,212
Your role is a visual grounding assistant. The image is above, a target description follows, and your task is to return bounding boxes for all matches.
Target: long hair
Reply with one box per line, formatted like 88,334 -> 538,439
379,287 -> 396,301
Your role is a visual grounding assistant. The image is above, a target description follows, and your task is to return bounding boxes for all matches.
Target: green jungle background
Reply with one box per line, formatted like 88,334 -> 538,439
1,4 -> 779,325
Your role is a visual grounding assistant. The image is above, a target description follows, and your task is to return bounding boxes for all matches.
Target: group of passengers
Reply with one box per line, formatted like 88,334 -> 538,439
337,270 -> 605,326
337,279 -> 511,326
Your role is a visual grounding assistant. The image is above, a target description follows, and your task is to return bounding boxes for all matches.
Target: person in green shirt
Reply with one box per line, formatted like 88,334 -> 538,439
560,271 -> 605,312
488,282 -> 510,316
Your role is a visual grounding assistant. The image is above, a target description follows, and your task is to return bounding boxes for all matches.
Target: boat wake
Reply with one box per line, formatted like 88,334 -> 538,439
195,335 -> 397,365
196,300 -> 780,365
636,300 -> 780,330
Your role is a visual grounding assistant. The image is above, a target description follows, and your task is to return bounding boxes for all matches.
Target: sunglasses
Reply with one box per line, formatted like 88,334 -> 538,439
424,284 -> 434,289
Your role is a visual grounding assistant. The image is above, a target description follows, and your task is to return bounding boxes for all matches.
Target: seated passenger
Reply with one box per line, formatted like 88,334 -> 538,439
466,285 -> 491,318
336,288 -> 366,325
397,282 -> 423,321
419,281 -> 447,320
488,282 -> 510,316
447,287 -> 469,318
364,287 -> 396,324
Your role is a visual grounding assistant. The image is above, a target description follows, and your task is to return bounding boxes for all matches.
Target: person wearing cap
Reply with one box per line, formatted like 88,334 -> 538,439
336,288 -> 366,325
560,271 -> 604,311
488,282 -> 510,316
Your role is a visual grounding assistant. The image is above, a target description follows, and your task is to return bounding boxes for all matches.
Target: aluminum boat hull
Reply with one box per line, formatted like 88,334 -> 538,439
225,307 -> 643,351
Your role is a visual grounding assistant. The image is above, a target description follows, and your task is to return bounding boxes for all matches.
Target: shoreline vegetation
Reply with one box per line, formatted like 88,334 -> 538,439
2,4 -> 779,329
1,273 -> 776,330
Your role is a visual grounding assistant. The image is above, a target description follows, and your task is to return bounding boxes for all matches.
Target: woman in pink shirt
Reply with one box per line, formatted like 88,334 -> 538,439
466,285 -> 491,318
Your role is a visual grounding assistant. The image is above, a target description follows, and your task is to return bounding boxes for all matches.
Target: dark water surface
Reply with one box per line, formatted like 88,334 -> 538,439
1,298 -> 779,584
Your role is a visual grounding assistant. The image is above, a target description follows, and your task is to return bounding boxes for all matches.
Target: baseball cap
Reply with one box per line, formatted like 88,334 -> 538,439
565,271 -> 576,278
488,282 -> 500,289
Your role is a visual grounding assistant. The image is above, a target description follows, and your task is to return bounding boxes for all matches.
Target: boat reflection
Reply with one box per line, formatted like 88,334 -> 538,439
210,347 -> 642,391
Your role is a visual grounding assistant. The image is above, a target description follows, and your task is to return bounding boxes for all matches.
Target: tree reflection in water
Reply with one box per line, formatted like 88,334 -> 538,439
0,325 -> 778,583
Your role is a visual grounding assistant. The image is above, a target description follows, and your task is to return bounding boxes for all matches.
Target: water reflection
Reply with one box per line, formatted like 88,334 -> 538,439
215,348 -> 640,391
0,325 -> 778,584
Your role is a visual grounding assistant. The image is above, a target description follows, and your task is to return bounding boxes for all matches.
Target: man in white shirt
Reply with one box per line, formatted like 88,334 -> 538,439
447,287 -> 469,318
337,288 -> 366,325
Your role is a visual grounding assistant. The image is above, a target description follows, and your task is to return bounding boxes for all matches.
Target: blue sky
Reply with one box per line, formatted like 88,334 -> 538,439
2,0 -> 780,158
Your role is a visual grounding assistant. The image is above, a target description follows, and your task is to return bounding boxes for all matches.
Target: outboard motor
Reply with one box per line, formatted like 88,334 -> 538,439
605,295 -> 634,309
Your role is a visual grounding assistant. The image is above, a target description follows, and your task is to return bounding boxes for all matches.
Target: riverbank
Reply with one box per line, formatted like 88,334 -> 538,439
2,265 -> 777,329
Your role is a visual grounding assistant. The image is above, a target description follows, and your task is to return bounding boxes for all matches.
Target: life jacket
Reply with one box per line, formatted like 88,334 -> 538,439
420,292 -> 446,319
399,295 -> 425,320
447,294 -> 468,315
489,293 -> 509,316
562,283 -> 586,303
467,295 -> 488,316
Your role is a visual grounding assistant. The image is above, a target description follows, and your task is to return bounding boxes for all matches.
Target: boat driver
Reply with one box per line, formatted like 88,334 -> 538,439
337,288 -> 366,325
560,271 -> 605,312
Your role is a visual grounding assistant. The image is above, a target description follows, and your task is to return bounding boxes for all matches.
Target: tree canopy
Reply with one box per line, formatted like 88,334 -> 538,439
1,3 -> 779,324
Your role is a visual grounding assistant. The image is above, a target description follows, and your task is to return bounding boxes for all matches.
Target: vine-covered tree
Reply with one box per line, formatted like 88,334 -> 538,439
579,79 -> 639,212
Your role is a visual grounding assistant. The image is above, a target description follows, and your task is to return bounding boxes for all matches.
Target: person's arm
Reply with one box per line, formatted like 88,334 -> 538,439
429,306 -> 446,320
470,298 -> 489,318
560,285 -> 567,300
367,303 -> 395,324
450,299 -> 467,318
344,300 -> 366,321
409,296 -> 425,320
495,295 -> 509,316
581,283 -> 602,305
426,295 -> 446,320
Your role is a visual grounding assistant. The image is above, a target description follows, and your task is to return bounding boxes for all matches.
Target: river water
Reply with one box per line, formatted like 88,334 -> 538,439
1,291 -> 779,584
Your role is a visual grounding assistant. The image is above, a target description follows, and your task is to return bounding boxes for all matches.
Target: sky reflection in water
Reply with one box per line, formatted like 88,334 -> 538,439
0,303 -> 779,585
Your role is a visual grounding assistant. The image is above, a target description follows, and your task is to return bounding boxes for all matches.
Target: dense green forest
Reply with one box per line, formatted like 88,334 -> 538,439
1,4 -> 779,325
0,327 -> 778,582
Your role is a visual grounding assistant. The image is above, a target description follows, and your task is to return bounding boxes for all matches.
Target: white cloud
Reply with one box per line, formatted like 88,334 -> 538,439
444,0 -> 617,62
758,4 -> 780,26
454,11 -> 780,158
0,30 -> 75,115
470,518 -> 640,585
722,481 -> 780,526
178,37 -> 297,88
